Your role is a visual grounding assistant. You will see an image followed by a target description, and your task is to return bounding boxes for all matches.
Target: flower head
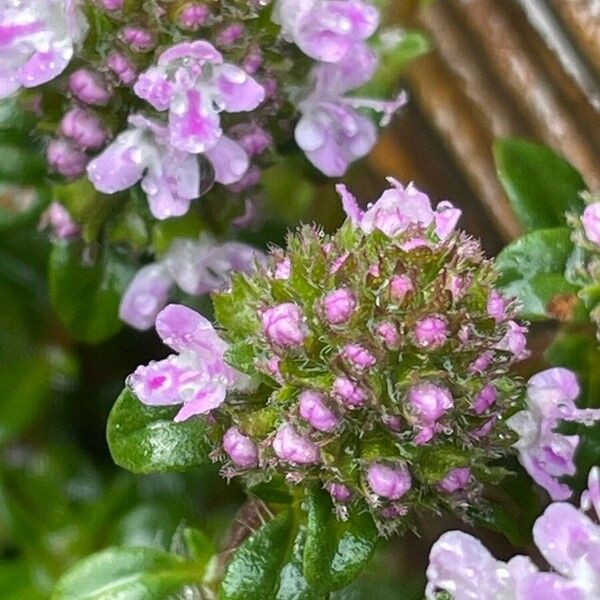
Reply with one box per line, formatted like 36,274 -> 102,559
126,178 -> 527,533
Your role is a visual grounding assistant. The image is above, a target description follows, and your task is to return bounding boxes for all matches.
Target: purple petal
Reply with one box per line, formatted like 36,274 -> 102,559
128,355 -> 193,406
119,264 -> 173,330
205,136 -> 249,184
533,502 -> 600,581
155,303 -> 228,356
336,184 -> 364,225
214,64 -> 265,112
174,379 -> 226,422
169,88 -> 222,153
18,48 -> 71,88
133,66 -> 174,111
158,40 -> 222,65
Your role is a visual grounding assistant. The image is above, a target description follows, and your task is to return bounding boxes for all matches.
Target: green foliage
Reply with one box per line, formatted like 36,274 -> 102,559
49,240 -> 133,344
496,228 -> 584,320
494,139 -> 586,231
52,546 -> 204,600
0,129 -> 46,185
303,488 -> 378,592
107,388 -> 216,474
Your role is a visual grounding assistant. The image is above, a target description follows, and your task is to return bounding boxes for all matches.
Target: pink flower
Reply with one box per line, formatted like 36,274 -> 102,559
497,320 -> 530,360
69,69 -> 111,105
342,343 -> 376,370
408,383 -> 453,428
295,47 -> 405,176
216,23 -> 245,47
274,0 -> 379,64
339,178 -> 461,240
223,427 -> 258,468
298,390 -> 339,432
507,368 -> 600,500
119,264 -> 173,331
323,288 -> 356,325
0,0 -> 87,99
333,377 -> 366,407
134,40 -> 264,164
119,26 -> 155,52
128,304 -> 252,422
87,115 -> 200,220
414,316 -> 448,349
581,466 -> 600,520
261,303 -> 306,348
367,462 -> 411,500
438,467 -> 471,493
582,202 -> 600,245
426,490 -> 600,599
272,424 -> 320,465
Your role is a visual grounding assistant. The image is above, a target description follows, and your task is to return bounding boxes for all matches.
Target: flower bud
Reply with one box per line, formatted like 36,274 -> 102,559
217,23 -> 245,47
438,467 -> 471,493
487,290 -> 507,324
323,288 -> 356,325
272,424 -> 320,465
408,383 -> 453,425
497,320 -> 530,360
106,52 -> 137,85
376,321 -> 399,347
47,138 -> 87,178
333,377 -> 366,407
582,202 -> 600,245
119,27 -> 156,52
98,0 -> 123,10
299,390 -> 339,432
41,202 -> 80,239
261,303 -> 306,347
342,343 -> 376,370
178,3 -> 211,30
69,69 -> 111,105
326,482 -> 352,503
390,274 -> 413,301
223,427 -> 258,468
274,258 -> 291,280
367,463 -> 412,500
243,47 -> 263,74
473,384 -> 497,415
60,108 -> 108,149
414,316 -> 448,349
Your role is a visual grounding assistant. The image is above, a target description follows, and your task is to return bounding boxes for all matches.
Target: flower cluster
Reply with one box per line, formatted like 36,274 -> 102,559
127,178 -> 529,533
2,0 -> 405,221
120,234 -> 263,330
507,367 -> 600,500
426,466 -> 600,599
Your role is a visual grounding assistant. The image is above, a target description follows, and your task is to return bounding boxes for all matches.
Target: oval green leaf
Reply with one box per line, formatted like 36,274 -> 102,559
303,488 -> 378,592
494,138 -> 585,231
107,388 -> 215,474
495,227 -> 584,320
52,546 -> 202,600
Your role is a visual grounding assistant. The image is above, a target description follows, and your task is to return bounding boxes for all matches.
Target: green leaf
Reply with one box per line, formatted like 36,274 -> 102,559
494,138 -> 586,231
0,355 -> 51,445
496,228 -> 584,320
52,546 -> 202,600
0,130 -> 46,185
303,488 -> 378,592
49,240 -> 133,343
213,273 -> 260,338
107,388 -> 215,474
183,527 -> 216,568
220,511 -> 294,600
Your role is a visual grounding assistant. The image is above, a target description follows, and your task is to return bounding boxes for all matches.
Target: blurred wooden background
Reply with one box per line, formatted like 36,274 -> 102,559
368,0 -> 600,255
